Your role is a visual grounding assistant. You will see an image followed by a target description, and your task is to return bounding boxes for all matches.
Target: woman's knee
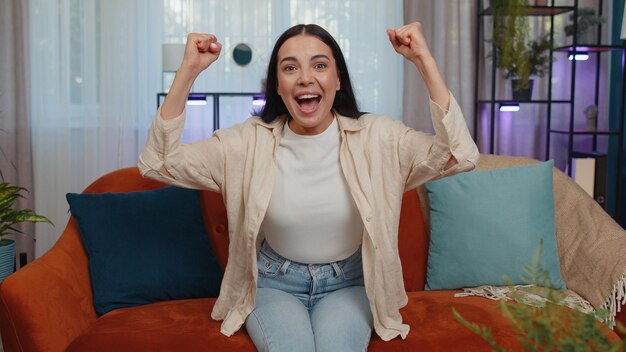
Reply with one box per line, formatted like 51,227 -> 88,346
310,286 -> 373,352
245,288 -> 315,352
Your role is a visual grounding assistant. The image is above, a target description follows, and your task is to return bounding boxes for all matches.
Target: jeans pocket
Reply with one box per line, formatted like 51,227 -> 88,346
258,249 -> 284,277
339,251 -> 364,281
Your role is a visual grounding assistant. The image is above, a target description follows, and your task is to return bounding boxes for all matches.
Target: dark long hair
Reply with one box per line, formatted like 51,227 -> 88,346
259,24 -> 362,123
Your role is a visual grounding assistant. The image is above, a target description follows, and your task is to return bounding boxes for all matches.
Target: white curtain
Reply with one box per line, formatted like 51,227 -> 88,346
29,0 -> 163,256
402,0 -> 476,132
29,0 -> 402,257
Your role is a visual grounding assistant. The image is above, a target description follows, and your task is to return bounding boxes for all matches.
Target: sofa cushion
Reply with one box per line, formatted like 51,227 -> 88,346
65,298 -> 255,352
66,186 -> 223,315
368,291 -> 524,351
65,292 -> 529,351
424,160 -> 566,290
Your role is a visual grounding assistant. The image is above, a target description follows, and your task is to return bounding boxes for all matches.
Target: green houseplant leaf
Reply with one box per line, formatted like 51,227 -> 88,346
0,182 -> 52,240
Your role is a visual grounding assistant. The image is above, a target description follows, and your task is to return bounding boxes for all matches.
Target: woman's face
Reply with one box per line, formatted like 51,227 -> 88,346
276,34 -> 340,135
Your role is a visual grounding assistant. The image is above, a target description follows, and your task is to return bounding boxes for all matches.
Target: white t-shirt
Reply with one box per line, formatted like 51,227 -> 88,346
260,117 -> 364,264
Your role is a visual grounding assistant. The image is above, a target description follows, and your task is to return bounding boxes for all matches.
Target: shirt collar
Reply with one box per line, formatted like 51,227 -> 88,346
253,115 -> 286,137
336,113 -> 366,132
253,110 -> 366,134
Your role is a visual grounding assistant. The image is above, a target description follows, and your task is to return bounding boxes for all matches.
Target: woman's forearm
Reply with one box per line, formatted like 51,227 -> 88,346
160,68 -> 198,120
413,55 -> 449,111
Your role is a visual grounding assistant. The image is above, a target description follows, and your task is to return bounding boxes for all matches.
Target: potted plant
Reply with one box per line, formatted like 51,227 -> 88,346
0,184 -> 52,282
453,242 -> 625,350
0,130 -> 52,282
491,0 -> 553,101
564,7 -> 606,45
495,35 -> 552,101
454,291 -> 624,350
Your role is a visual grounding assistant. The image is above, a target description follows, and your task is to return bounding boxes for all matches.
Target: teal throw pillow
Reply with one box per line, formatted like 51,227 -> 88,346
424,160 -> 565,290
67,186 -> 223,315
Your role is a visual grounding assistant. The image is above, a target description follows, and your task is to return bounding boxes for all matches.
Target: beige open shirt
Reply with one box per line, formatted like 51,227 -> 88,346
138,93 -> 479,341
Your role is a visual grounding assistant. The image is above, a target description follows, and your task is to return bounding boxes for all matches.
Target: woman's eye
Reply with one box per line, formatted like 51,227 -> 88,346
282,65 -> 296,72
314,63 -> 327,70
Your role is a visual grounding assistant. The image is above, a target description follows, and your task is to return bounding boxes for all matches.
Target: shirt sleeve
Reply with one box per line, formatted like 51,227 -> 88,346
400,92 -> 480,191
138,108 -> 225,192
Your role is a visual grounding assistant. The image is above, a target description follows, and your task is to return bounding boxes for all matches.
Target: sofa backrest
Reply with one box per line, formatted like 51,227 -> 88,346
397,189 -> 429,291
81,167 -> 430,292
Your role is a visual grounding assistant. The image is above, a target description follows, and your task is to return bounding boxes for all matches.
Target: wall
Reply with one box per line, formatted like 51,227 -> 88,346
610,0 -> 626,226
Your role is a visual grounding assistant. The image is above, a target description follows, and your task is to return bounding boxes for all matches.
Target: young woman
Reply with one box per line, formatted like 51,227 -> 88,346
139,22 -> 479,352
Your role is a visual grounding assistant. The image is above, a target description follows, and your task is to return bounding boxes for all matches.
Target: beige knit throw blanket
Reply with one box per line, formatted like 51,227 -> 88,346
417,154 -> 626,326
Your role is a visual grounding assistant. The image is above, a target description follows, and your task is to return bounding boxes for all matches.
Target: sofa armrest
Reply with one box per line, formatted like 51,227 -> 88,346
0,218 -> 97,352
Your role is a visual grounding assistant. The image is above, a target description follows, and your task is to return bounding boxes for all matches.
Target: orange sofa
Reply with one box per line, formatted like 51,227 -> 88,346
0,156 -> 623,351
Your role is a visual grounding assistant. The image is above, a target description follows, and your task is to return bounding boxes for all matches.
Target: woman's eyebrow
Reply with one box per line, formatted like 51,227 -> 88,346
279,54 -> 330,64
279,56 -> 297,64
310,54 -> 330,61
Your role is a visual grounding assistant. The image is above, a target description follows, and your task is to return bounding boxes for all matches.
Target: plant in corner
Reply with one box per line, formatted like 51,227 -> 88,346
452,241 -> 625,351
0,115 -> 52,282
491,0 -> 553,101
564,7 -> 606,45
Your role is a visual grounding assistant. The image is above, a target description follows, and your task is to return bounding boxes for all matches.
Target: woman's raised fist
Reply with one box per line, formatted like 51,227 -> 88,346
180,33 -> 222,76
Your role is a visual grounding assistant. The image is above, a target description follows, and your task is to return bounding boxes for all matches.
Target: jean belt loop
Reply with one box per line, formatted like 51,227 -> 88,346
331,262 -> 343,277
279,260 -> 291,274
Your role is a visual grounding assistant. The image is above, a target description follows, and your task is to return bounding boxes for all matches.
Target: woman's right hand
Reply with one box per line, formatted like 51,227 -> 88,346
180,33 -> 223,77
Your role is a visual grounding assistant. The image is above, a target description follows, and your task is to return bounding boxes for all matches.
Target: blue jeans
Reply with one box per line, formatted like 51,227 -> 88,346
245,241 -> 373,352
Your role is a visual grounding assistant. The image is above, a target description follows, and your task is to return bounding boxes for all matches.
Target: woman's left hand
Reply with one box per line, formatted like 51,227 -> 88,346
387,22 -> 432,65
387,22 -> 450,110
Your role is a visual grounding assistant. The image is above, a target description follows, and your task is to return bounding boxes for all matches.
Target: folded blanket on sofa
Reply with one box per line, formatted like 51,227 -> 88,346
417,154 -> 626,325
455,285 -> 596,316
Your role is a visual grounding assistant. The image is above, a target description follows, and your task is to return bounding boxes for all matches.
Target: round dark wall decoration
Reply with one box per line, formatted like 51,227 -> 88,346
233,43 -> 252,66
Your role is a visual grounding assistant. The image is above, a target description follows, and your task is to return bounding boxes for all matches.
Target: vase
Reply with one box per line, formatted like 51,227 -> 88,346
511,78 -> 534,101
0,239 -> 16,282
584,105 -> 598,131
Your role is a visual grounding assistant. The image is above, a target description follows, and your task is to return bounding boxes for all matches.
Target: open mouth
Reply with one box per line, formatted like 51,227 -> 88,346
296,94 -> 321,113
